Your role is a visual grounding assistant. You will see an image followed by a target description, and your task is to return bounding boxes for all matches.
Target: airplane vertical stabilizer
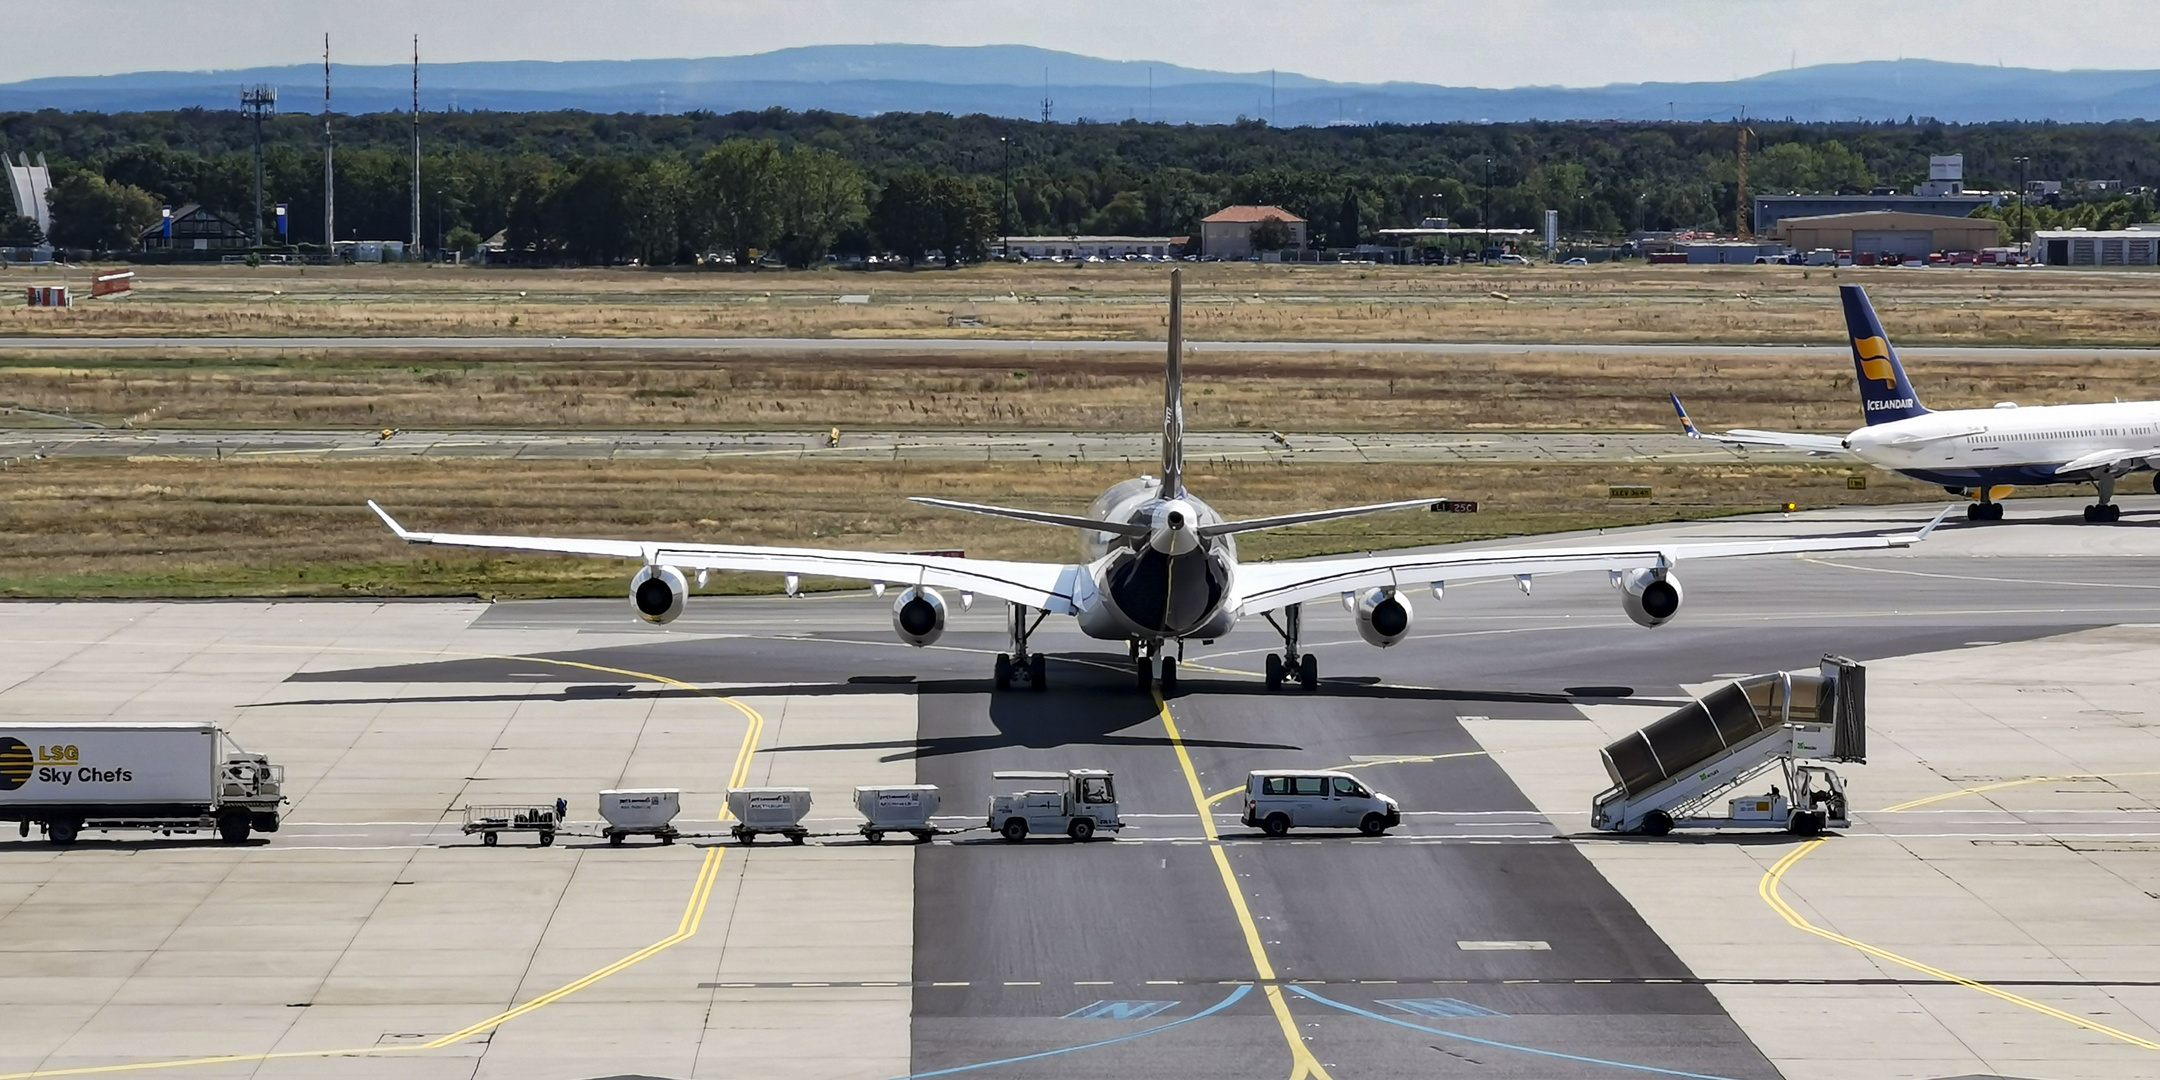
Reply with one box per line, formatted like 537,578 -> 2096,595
1842,284 -> 1929,425
1162,269 -> 1186,497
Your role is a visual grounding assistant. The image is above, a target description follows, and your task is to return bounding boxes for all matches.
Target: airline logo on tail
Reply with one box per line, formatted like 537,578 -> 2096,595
1854,336 -> 1897,388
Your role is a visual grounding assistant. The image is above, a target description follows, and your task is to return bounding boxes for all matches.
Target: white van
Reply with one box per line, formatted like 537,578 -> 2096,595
1241,770 -> 1400,837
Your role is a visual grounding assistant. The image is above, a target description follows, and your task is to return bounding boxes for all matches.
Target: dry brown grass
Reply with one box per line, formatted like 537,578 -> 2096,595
0,456 -> 1932,598
6,261 -> 2160,344
4,343 -> 2155,434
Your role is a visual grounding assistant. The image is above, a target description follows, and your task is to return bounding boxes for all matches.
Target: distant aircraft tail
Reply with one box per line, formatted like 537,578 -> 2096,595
1841,285 -> 1928,425
1162,268 -> 1186,497
1669,393 -> 1703,437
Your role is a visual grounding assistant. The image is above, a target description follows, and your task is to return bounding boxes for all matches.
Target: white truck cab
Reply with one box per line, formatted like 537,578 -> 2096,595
1242,769 -> 1400,837
987,769 -> 1123,842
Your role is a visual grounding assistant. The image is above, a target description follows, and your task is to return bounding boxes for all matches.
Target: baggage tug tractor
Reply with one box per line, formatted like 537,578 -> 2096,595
988,770 -> 1124,841
1593,656 -> 1865,836
0,723 -> 286,845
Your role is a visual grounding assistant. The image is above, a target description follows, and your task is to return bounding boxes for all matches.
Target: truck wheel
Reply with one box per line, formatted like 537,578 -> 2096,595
608,833 -> 623,847
1067,818 -> 1095,841
865,830 -> 884,844
539,831 -> 554,847
1788,811 -> 1824,836
48,817 -> 79,846
218,814 -> 251,844
1001,818 -> 1029,842
484,831 -> 500,846
251,813 -> 281,833
1359,813 -> 1389,837
1641,810 -> 1673,836
1263,813 -> 1291,837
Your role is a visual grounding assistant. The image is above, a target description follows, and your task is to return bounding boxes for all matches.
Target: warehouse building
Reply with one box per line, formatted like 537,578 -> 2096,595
2032,227 -> 2160,266
1754,154 -> 2002,232
1199,205 -> 1307,259
1001,235 -> 1184,260
1775,211 -> 2003,259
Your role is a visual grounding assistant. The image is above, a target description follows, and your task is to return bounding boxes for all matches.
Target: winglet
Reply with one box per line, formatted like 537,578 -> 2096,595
1670,393 -> 1702,438
367,500 -> 416,542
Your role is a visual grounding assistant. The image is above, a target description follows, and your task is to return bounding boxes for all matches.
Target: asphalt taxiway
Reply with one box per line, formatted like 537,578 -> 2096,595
2,500 -> 2160,1079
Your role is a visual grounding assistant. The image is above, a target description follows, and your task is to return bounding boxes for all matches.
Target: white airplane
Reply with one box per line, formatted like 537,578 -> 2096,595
371,270 -> 1943,694
1676,284 -> 2160,523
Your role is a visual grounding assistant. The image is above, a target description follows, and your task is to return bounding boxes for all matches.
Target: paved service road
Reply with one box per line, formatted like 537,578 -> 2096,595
6,334 -> 2160,360
0,426 -> 1820,464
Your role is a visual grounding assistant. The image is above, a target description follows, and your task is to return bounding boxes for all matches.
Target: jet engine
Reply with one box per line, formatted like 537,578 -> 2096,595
1352,587 -> 1414,648
630,565 -> 688,625
891,586 -> 948,647
1617,568 -> 1683,628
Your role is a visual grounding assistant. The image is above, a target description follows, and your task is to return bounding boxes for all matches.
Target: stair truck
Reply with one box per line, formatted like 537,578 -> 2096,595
1592,656 -> 1865,837
0,722 -> 286,845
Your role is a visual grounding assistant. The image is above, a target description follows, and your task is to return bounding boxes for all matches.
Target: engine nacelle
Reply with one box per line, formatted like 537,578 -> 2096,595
1352,587 -> 1414,648
891,586 -> 948,648
629,565 -> 688,625
1617,568 -> 1683,628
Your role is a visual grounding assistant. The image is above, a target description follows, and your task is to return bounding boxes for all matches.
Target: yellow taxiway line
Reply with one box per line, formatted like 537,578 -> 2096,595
1156,690 -> 1337,1080
1759,772 -> 2160,1052
0,654 -> 765,1080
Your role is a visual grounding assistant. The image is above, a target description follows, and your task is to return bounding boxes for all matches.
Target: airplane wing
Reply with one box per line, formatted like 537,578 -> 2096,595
1671,393 -> 1850,455
2054,448 -> 2160,476
1233,506 -> 1950,614
368,501 -> 1083,613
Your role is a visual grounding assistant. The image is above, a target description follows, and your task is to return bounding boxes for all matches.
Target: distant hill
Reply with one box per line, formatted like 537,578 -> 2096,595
2,45 -> 2156,124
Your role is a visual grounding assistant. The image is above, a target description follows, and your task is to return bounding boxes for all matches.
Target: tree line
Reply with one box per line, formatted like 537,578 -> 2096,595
5,107 -> 2157,261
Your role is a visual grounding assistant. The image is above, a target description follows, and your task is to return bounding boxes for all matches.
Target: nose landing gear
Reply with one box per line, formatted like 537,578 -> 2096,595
1133,639 -> 1179,695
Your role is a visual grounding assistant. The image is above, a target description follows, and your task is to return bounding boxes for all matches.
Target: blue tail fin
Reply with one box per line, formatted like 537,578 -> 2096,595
1669,393 -> 1702,437
1841,285 -> 1927,424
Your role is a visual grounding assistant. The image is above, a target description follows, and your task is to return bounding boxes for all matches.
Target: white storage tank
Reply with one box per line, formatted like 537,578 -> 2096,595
726,787 -> 813,844
855,784 -> 941,843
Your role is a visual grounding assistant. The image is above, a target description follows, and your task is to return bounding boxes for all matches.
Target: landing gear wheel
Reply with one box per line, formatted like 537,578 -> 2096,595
1298,653 -> 1319,690
1987,502 -> 2005,521
1265,653 -> 1284,690
1967,502 -> 1986,521
484,831 -> 500,846
1262,813 -> 1292,837
1135,657 -> 1153,691
1359,813 -> 1389,837
1067,818 -> 1095,841
993,653 -> 1012,689
1001,818 -> 1029,842
1640,810 -> 1673,836
2086,503 -> 2122,523
1029,653 -> 1048,691
1160,656 -> 1179,696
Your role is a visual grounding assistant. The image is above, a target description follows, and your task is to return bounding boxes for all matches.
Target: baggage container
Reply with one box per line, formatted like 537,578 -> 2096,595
599,789 -> 680,846
726,786 -> 812,844
855,784 -> 940,843
0,722 -> 285,845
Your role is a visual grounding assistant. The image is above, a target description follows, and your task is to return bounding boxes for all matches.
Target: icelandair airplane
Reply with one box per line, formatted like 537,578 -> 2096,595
372,271 -> 1941,694
1676,284 -> 2160,523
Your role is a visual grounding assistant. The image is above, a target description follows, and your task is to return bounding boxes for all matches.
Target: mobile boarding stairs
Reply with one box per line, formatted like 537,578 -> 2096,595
1593,656 -> 1865,836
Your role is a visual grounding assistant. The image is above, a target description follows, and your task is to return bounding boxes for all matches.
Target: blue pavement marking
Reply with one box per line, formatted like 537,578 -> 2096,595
1063,999 -> 1180,1021
1377,997 -> 1507,1019
886,985 -> 1249,1080
1287,985 -> 1748,1080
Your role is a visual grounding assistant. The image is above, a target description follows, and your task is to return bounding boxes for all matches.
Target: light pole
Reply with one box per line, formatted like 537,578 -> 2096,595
1481,156 -> 1492,260
1000,134 -> 1012,259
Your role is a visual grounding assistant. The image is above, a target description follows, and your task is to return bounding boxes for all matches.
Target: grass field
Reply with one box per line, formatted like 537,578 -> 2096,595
6,261 -> 2160,345
0,456 -> 1935,599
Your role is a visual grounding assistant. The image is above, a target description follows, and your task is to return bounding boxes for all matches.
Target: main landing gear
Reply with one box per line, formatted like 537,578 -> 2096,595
994,602 -> 1049,691
1262,605 -> 1319,691
1965,500 -> 2004,522
1132,638 -> 1179,696
2084,475 -> 2122,523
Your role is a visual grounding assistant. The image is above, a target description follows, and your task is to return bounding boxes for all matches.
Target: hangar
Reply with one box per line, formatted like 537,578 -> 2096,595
2032,227 -> 2160,266
1775,211 -> 2003,258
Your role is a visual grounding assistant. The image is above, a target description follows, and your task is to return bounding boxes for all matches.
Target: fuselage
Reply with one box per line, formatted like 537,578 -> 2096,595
1071,477 -> 1240,642
1846,400 -> 2160,488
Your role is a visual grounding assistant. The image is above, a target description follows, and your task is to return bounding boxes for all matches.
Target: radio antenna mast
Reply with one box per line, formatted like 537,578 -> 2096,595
410,36 -> 422,258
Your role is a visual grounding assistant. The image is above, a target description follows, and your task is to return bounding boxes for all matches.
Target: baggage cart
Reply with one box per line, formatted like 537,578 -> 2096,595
462,802 -> 560,846
726,787 -> 812,844
599,789 -> 681,846
855,784 -> 941,843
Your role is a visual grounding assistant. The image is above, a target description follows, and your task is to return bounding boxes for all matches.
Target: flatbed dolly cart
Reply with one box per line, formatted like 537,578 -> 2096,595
462,802 -> 562,846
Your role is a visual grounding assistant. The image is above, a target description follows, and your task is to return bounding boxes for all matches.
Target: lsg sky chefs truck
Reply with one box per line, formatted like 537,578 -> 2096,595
0,723 -> 286,845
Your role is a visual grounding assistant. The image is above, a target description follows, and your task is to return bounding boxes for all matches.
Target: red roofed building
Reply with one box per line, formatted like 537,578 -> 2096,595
1200,205 -> 1307,259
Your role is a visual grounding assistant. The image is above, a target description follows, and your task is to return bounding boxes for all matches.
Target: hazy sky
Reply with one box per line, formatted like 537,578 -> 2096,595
24,0 -> 2160,85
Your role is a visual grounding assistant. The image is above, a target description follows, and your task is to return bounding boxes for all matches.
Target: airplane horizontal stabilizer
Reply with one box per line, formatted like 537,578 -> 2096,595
908,497 -> 1151,536
1197,498 -> 1445,538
